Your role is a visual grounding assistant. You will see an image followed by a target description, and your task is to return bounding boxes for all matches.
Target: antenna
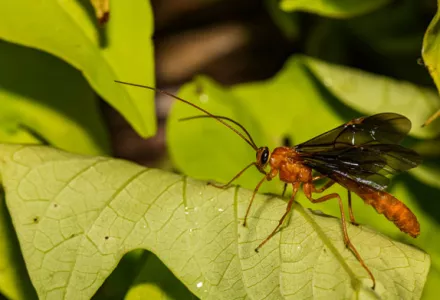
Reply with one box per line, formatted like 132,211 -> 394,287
115,80 -> 259,150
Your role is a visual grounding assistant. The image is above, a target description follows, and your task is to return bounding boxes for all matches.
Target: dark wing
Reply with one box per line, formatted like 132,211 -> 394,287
295,113 -> 421,190
302,144 -> 422,190
296,113 -> 411,153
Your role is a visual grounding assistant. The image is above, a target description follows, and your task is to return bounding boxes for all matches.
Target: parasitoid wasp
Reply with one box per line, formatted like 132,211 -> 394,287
115,80 -> 422,290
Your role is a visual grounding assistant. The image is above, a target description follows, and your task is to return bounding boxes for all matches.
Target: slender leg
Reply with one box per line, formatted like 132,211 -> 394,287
281,183 -> 288,198
313,181 -> 358,226
314,180 -> 335,193
210,162 -> 257,189
255,182 -> 300,252
303,186 -> 376,290
243,174 -> 269,227
347,191 -> 359,226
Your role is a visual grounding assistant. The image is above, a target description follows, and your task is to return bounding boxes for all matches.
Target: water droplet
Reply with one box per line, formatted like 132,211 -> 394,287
196,282 -> 204,288
218,208 -> 224,212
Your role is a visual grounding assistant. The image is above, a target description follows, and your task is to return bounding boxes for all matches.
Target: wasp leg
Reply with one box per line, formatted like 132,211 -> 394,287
281,183 -> 288,198
243,174 -> 268,227
347,191 -> 359,226
255,182 -> 300,252
303,184 -> 376,290
209,162 -> 257,188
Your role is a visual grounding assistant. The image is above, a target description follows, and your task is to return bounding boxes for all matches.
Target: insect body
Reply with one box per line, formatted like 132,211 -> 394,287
115,80 -> 422,290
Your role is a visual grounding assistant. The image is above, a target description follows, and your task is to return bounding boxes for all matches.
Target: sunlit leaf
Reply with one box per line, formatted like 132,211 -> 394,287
0,40 -> 110,155
0,144 -> 430,299
280,0 -> 391,18
0,1 -> 155,138
300,56 -> 440,139
421,0 -> 440,128
167,55 -> 438,297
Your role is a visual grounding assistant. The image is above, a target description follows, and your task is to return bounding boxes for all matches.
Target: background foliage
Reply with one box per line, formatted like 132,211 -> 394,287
0,0 -> 439,299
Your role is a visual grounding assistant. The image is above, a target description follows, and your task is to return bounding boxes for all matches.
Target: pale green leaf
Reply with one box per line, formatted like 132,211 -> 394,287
0,1 -> 155,137
280,0 -> 391,18
0,144 -> 430,299
0,40 -> 110,155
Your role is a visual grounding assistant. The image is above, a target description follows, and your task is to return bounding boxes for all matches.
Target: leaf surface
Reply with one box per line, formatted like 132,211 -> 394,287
300,57 -> 440,138
0,1 -> 155,137
280,0 -> 391,18
422,0 -> 440,127
167,55 -> 438,297
0,40 -> 110,155
0,144 -> 430,299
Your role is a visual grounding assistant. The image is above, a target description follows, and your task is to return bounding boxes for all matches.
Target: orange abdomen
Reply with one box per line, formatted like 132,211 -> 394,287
361,191 -> 420,238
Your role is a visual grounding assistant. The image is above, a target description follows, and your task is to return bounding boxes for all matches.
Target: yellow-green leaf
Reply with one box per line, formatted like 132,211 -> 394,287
0,1 -> 155,138
167,55 -> 438,298
0,40 -> 110,155
300,56 -> 440,138
0,144 -> 430,299
280,0 -> 391,18
422,0 -> 440,127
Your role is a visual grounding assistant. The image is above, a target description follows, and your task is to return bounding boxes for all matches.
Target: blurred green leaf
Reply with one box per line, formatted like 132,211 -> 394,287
168,55 -> 439,297
0,144 -> 430,299
301,56 -> 440,138
265,0 -> 299,40
422,0 -> 440,127
169,56 -> 439,190
0,1 -> 155,138
0,40 -> 110,155
280,0 -> 391,18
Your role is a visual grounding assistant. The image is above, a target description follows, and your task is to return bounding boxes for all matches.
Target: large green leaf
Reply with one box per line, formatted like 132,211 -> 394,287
0,40 -> 110,155
300,56 -> 440,138
167,55 -> 439,298
280,0 -> 391,18
422,0 -> 440,128
0,144 -> 430,299
168,56 -> 439,190
0,1 -> 155,138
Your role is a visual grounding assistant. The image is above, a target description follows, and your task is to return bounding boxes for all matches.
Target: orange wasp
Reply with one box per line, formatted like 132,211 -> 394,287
116,80 -> 422,289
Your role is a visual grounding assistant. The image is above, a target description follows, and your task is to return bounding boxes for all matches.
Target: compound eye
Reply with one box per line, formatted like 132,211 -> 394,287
261,148 -> 269,165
